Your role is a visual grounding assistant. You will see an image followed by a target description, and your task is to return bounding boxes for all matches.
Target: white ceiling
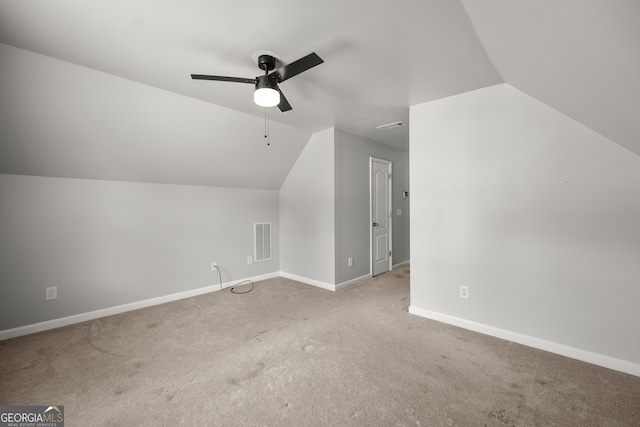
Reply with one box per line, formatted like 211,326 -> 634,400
462,0 -> 640,157
0,1 -> 638,189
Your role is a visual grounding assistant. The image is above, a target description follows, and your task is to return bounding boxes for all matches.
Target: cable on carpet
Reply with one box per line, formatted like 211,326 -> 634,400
213,265 -> 254,294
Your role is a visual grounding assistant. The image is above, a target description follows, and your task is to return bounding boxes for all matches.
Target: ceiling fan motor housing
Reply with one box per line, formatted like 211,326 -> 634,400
255,75 -> 277,90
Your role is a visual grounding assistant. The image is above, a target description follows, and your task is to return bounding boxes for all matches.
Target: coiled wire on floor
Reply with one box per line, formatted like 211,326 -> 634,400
213,266 -> 254,294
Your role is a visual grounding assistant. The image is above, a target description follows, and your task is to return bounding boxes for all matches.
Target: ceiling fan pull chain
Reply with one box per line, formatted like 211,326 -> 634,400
264,108 -> 270,146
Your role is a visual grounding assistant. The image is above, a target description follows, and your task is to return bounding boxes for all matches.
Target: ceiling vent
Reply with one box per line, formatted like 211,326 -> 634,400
376,121 -> 406,131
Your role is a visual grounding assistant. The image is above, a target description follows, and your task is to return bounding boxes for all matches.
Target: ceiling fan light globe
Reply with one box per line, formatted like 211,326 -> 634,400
254,88 -> 280,107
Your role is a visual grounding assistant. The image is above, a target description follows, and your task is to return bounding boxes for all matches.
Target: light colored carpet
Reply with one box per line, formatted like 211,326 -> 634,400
1,265 -> 639,426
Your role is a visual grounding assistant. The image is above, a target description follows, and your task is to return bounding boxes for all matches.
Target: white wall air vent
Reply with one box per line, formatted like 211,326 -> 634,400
254,222 -> 272,262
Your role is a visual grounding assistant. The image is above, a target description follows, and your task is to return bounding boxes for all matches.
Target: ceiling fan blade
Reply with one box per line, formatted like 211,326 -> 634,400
191,74 -> 255,84
271,52 -> 323,83
276,87 -> 292,112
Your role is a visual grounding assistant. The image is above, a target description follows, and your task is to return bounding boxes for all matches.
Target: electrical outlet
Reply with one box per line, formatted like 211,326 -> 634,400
459,285 -> 469,299
348,257 -> 353,267
211,262 -> 217,270
45,286 -> 57,301
247,256 -> 253,265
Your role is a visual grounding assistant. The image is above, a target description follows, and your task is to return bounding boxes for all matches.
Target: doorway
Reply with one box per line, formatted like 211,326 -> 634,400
370,157 -> 392,276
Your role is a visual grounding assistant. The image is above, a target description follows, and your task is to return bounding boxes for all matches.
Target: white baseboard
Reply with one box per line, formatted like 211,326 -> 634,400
223,272 -> 280,290
335,274 -> 371,290
393,259 -> 410,269
279,271 -> 372,291
0,272 -> 280,341
408,305 -> 640,377
279,271 -> 335,291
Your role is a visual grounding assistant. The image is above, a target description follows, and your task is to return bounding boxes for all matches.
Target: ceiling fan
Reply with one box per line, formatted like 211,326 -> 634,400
191,52 -> 324,112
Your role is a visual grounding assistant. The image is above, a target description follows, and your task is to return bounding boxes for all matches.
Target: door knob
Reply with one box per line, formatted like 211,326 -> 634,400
373,222 -> 379,227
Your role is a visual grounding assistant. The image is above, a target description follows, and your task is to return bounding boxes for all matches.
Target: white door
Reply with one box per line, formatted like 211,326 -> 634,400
371,158 -> 392,276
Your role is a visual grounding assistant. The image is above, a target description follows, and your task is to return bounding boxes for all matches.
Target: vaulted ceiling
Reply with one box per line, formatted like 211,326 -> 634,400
1,1 -> 638,189
462,0 -> 640,157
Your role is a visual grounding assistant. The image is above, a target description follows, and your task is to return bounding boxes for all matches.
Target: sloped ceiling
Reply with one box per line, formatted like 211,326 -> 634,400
462,0 -> 640,156
0,43 -> 310,190
0,1 -> 638,189
0,0 -> 500,189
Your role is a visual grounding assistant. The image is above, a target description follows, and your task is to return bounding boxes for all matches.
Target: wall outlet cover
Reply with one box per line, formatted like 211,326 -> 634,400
459,285 -> 469,299
45,286 -> 57,301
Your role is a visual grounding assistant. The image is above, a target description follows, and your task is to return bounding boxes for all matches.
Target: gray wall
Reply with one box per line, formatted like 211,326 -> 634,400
1,125 -> 409,332
279,129 -> 335,286
410,84 -> 640,369
335,130 -> 410,285
0,174 -> 279,330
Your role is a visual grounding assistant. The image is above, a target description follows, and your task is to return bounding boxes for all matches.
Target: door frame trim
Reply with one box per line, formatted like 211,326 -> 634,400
369,157 -> 393,276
